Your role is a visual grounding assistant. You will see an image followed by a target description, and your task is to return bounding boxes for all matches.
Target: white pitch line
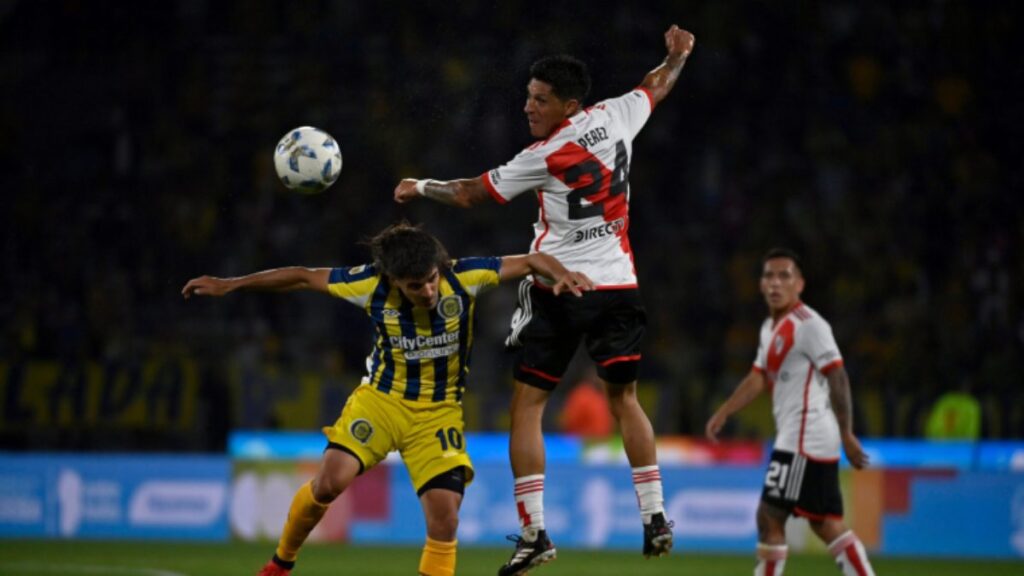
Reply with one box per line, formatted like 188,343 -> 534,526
0,563 -> 189,576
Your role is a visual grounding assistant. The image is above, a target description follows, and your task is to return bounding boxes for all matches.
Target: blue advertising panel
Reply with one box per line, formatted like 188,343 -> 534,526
350,462 -> 764,551
0,454 -> 230,540
883,472 -> 1024,558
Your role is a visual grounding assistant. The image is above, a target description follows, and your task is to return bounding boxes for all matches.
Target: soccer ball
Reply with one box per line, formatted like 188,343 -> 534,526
273,126 -> 342,193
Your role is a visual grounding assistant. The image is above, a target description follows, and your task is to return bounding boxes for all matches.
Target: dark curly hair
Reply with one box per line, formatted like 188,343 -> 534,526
530,54 -> 591,103
367,221 -> 450,280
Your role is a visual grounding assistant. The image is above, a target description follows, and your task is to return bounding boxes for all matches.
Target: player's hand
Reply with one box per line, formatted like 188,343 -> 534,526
552,271 -> 594,297
705,410 -> 727,443
182,276 -> 231,298
665,25 -> 695,60
394,179 -> 420,204
842,433 -> 870,470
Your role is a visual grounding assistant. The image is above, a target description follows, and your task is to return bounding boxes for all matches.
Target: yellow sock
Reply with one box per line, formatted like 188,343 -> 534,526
418,537 -> 457,576
275,480 -> 330,562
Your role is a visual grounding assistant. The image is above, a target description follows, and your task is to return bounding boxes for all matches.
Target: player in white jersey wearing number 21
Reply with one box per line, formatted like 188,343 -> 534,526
706,249 -> 876,576
395,24 -> 695,576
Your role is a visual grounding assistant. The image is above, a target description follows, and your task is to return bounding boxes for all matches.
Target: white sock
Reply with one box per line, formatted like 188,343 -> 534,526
514,474 -> 545,540
632,465 -> 665,523
827,531 -> 875,576
755,543 -> 788,576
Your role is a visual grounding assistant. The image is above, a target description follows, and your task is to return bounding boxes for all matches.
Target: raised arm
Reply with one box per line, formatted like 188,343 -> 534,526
640,24 -> 695,106
182,267 -> 331,299
705,369 -> 767,442
394,177 -> 492,208
826,365 -> 870,469
499,253 -> 594,297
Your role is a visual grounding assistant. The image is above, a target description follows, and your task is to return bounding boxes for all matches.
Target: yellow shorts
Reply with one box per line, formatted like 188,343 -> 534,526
323,384 -> 474,493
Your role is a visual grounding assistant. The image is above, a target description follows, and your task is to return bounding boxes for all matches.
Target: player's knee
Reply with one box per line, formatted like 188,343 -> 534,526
605,383 -> 638,418
756,503 -> 787,543
426,507 -> 460,540
810,517 -> 846,542
311,472 -> 350,503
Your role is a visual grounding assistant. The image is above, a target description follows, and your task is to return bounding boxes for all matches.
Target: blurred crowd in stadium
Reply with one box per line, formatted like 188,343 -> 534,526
2,1 -> 1021,451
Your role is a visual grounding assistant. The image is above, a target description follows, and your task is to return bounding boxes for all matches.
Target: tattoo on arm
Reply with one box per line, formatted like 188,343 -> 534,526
827,368 -> 854,435
421,180 -> 460,205
643,54 -> 687,93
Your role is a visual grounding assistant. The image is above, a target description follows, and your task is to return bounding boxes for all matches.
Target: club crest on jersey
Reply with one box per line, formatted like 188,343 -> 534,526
350,419 -> 374,444
438,295 -> 463,319
774,335 -> 785,354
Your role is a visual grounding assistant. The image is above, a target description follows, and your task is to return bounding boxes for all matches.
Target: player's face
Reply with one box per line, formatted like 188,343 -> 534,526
394,268 -> 441,309
524,79 -> 578,139
760,258 -> 805,315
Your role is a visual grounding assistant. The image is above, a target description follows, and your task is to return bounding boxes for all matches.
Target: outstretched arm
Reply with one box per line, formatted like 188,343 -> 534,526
394,177 -> 491,207
826,366 -> 870,469
705,369 -> 766,442
182,267 -> 331,298
499,253 -> 594,297
640,24 -> 696,106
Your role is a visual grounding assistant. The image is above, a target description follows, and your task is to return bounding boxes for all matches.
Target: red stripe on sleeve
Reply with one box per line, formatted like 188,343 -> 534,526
480,171 -> 508,205
820,359 -> 844,374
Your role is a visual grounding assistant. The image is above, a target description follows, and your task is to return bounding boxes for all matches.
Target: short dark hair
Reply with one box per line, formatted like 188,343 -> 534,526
367,222 -> 450,280
762,247 -> 803,274
530,54 -> 591,103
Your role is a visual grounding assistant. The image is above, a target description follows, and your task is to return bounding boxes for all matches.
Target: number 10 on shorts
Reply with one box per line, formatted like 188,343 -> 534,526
435,427 -> 464,451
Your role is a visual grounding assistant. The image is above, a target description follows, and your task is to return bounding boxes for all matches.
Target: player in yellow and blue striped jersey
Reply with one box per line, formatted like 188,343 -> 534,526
182,222 -> 593,576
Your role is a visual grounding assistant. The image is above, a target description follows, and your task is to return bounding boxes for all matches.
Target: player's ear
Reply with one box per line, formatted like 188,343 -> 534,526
564,99 -> 581,116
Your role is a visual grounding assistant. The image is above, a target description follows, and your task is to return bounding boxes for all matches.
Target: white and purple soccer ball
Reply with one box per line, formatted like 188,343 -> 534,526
273,126 -> 342,194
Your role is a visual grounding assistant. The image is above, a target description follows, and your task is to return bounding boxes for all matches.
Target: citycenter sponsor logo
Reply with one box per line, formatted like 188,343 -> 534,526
572,218 -> 625,243
389,330 -> 461,360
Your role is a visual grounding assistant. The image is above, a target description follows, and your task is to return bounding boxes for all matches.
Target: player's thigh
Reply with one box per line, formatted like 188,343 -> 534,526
400,401 -> 475,494
322,386 -> 400,473
582,290 -> 647,384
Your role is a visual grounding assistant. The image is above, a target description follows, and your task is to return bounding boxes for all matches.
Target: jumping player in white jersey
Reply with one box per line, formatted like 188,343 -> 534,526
394,24 -> 695,575
706,249 -> 876,576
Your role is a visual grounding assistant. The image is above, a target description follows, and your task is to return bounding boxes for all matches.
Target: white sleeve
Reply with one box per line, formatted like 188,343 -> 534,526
753,321 -> 770,370
801,318 -> 843,372
482,146 -> 549,203
595,89 -> 654,140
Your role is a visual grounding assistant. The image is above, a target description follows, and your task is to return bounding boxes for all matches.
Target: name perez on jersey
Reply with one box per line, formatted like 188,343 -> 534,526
573,217 -> 625,243
576,126 -> 609,150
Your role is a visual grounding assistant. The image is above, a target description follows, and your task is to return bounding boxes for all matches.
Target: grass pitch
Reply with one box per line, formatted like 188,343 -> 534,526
0,540 -> 1020,575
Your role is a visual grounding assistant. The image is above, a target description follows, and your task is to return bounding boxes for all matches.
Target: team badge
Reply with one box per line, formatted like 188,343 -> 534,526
349,265 -> 366,275
774,335 -> 785,354
438,295 -> 463,319
350,419 -> 374,444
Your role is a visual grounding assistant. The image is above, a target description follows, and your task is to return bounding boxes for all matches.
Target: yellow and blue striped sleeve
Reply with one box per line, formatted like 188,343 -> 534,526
327,264 -> 380,308
452,257 -> 502,297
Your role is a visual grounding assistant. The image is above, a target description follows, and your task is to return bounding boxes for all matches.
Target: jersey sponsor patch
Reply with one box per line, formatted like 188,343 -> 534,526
572,217 -> 625,243
350,418 -> 374,444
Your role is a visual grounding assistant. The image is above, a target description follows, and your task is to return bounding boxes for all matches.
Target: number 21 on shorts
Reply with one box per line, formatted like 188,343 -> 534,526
765,460 -> 790,490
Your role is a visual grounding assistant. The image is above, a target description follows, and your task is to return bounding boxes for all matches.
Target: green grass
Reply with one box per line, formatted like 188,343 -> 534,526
0,541 -> 1019,575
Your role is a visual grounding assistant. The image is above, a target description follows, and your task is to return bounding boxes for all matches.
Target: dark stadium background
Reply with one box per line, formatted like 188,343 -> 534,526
1,0 -> 1021,453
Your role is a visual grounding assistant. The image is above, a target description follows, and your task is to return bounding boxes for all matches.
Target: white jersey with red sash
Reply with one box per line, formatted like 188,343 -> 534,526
753,302 -> 844,461
481,88 -> 654,289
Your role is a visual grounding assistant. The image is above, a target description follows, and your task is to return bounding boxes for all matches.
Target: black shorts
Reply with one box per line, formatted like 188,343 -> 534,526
760,450 -> 844,520
505,278 -> 646,389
